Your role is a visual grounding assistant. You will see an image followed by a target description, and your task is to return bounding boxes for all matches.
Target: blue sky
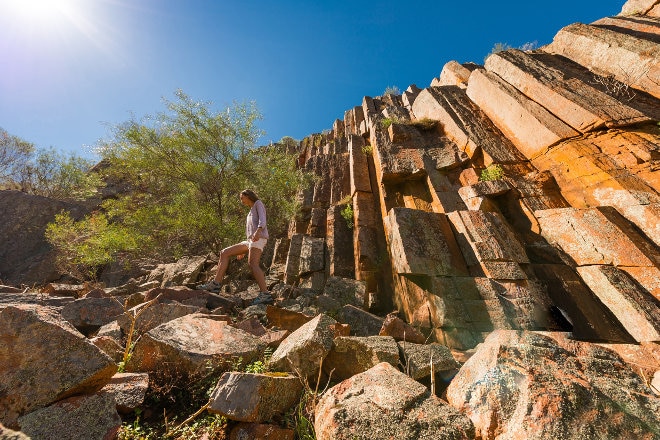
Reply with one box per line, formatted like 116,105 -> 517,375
0,0 -> 621,158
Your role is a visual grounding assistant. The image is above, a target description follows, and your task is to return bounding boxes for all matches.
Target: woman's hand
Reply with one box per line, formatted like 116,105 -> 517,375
252,229 -> 261,241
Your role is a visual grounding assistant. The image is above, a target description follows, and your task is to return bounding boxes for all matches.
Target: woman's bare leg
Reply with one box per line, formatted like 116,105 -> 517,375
248,247 -> 268,292
214,243 -> 249,283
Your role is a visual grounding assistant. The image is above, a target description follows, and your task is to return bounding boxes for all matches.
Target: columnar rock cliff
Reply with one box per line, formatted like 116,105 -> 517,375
277,4 -> 660,350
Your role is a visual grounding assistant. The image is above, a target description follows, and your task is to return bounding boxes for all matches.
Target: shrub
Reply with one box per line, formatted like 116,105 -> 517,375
383,85 -> 400,96
479,164 -> 504,181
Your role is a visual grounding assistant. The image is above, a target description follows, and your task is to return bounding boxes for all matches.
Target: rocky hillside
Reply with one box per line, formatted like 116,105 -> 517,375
1,1 -> 660,439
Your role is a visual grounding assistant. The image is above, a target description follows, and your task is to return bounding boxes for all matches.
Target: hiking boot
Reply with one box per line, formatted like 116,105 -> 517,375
251,292 -> 274,306
197,280 -> 221,292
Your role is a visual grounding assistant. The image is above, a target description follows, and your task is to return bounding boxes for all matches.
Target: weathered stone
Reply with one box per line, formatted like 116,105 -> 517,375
397,341 -> 459,380
322,276 -> 365,309
41,283 -> 84,298
436,60 -> 476,88
269,314 -> 337,378
116,300 -> 203,336
467,69 -> 580,159
532,264 -> 635,342
298,235 -> 325,276
0,286 -> 21,294
315,362 -> 475,440
17,394 -> 121,440
536,206 -> 660,267
99,372 -> 149,414
126,313 -> 265,375
577,265 -> 660,342
90,335 -> 124,363
349,134 -> 372,194
233,315 -> 267,337
337,304 -> 385,337
146,255 -> 207,288
143,287 -> 209,306
326,206 -> 354,278
446,330 -> 660,440
379,313 -> 426,344
485,50 -> 655,131
620,265 -> 660,301
544,23 -> 660,99
266,305 -> 313,331
208,372 -> 303,422
0,304 -> 117,427
620,0 -> 660,15
96,320 -> 123,339
260,329 -> 290,349
229,423 -> 294,440
411,86 -> 527,164
385,207 -> 468,276
61,297 -> 124,334
269,237 -> 291,280
323,336 -> 400,381
0,190 -> 90,285
448,210 -> 529,265
284,234 -> 305,284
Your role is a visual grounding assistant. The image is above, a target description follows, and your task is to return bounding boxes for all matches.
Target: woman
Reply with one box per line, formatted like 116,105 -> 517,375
199,189 -> 273,305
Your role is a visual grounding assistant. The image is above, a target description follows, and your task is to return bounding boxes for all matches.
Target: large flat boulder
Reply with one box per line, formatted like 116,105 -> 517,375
315,362 -> 475,439
323,336 -> 400,381
446,330 -> 660,439
125,313 -> 265,376
0,304 -> 117,428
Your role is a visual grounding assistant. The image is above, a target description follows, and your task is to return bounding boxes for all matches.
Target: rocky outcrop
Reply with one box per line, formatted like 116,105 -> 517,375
0,191 -> 90,285
446,330 -> 660,439
315,362 -> 475,439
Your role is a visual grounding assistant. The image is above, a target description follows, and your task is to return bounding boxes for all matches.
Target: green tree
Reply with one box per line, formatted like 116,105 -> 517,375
48,90 -> 310,277
20,147 -> 101,200
0,127 -> 34,187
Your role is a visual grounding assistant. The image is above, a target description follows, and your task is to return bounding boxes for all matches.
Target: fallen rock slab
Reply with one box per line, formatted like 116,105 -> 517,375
315,362 -> 475,440
269,314 -> 337,378
0,304 -> 117,428
208,372 -> 303,422
61,297 -> 124,335
323,336 -> 400,381
99,373 -> 149,414
446,330 -> 660,440
126,313 -> 265,376
398,341 -> 459,380
17,393 -> 121,440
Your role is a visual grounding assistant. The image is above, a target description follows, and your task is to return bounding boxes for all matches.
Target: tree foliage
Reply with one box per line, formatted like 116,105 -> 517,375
0,127 -> 100,199
47,90 -> 310,278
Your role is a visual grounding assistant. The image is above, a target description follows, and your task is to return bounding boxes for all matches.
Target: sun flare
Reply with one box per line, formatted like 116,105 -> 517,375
4,0 -> 79,28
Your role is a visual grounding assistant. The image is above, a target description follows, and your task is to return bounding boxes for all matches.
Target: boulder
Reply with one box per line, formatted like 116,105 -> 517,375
41,283 -> 84,298
269,314 -> 337,378
337,304 -> 384,336
208,372 -> 303,422
17,393 -> 121,440
61,297 -> 124,335
145,255 -> 207,287
266,305 -> 313,332
99,373 -> 149,414
322,276 -> 366,309
116,300 -> 203,336
315,362 -> 475,440
398,341 -> 459,380
446,330 -> 660,440
90,335 -> 124,363
143,286 -> 209,307
379,313 -> 426,344
0,304 -> 117,427
323,336 -> 400,381
126,313 -> 265,376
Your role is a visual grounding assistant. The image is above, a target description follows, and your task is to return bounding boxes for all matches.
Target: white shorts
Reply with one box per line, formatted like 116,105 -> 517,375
240,238 -> 268,251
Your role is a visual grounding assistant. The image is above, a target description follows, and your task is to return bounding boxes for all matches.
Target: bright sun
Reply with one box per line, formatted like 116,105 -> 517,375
4,0 -> 78,27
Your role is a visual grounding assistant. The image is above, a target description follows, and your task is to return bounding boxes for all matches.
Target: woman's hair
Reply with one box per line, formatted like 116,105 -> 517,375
240,189 -> 259,202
